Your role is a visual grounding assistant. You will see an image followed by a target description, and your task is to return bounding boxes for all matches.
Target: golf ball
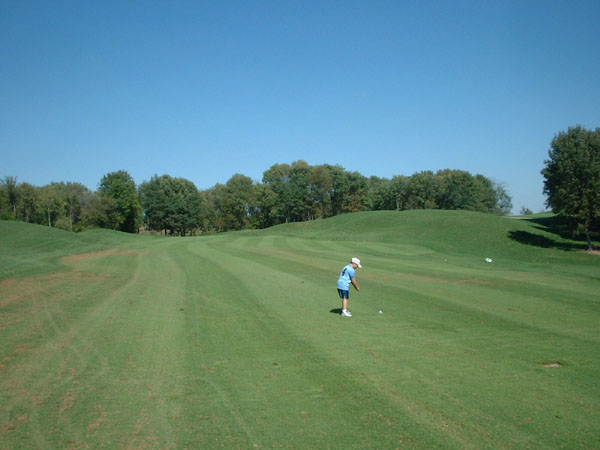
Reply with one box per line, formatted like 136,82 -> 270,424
378,310 -> 383,314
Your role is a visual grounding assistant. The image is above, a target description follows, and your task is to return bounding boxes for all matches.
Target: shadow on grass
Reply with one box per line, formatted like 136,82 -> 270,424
330,308 -> 342,315
507,230 -> 585,251
528,216 -> 578,239
508,215 -> 595,251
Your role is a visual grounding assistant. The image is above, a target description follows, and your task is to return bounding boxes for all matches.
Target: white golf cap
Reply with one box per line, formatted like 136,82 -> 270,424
351,257 -> 362,268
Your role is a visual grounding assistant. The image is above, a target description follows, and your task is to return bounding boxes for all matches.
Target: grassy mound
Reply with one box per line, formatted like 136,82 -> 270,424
268,210 -> 576,246
0,221 -> 147,279
263,210 -> 598,268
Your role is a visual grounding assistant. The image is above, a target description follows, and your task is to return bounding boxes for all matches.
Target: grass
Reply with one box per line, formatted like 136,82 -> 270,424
1,211 -> 599,449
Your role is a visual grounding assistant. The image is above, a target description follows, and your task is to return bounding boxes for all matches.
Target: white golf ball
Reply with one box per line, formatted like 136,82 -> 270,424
379,310 -> 383,314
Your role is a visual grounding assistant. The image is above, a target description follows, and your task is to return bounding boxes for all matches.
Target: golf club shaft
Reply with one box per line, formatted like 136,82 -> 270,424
361,293 -> 382,312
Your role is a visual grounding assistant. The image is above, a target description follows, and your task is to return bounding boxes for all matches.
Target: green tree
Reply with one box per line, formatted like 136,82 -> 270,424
0,183 -> 7,219
255,183 -> 278,228
83,195 -> 121,230
435,170 -> 509,214
542,125 -> 600,250
140,175 -> 204,236
262,162 -> 370,222
288,161 -> 313,221
0,179 -> 11,219
62,182 -> 92,231
309,165 -> 333,219
220,174 -> 257,231
262,163 -> 293,224
39,183 -> 66,227
390,175 -> 410,211
491,180 -> 512,216
197,190 -> 212,233
15,183 -> 40,223
168,177 -> 203,236
202,184 -> 225,233
98,171 -> 141,233
341,171 -> 369,213
0,176 -> 18,219
139,175 -> 170,233
436,169 -> 477,211
405,171 -> 439,209
326,164 -> 350,216
367,176 -> 392,211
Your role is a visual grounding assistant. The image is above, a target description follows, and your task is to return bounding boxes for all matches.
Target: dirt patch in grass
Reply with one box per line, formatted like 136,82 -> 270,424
542,361 -> 563,368
0,271 -> 103,308
61,248 -> 141,265
367,272 -> 491,286
1,249 -> 138,308
0,279 -> 22,307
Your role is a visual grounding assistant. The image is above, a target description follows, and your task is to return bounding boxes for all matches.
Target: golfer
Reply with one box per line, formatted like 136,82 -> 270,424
337,257 -> 361,317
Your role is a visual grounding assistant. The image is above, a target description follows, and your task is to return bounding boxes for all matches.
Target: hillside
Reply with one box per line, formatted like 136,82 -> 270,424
0,221 -> 147,280
2,211 -> 597,279
260,210 -> 597,264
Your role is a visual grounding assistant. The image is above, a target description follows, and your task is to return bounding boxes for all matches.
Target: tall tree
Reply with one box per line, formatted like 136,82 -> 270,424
436,169 -> 477,211
83,195 -> 121,230
139,175 -> 170,233
341,171 -> 369,213
254,183 -> 278,228
309,165 -> 333,218
367,176 -> 392,211
140,175 -> 204,235
435,170 -> 508,213
0,176 -> 18,218
220,174 -> 257,231
542,126 -> 600,250
491,180 -> 512,216
288,161 -> 312,221
98,171 -> 141,233
262,163 -> 293,224
39,183 -> 66,227
390,175 -> 410,211
168,177 -> 203,236
405,171 -> 439,209
202,184 -> 225,233
62,182 -> 92,231
326,164 -> 350,216
15,183 -> 40,223
0,183 -> 7,219
0,179 -> 10,219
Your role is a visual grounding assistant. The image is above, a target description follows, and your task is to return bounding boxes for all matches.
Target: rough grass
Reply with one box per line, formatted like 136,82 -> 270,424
1,212 -> 599,449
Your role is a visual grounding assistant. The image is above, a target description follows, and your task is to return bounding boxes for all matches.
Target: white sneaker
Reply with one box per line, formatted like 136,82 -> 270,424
341,309 -> 352,317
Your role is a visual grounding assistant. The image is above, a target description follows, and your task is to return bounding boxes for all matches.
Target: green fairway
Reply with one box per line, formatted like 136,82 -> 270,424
1,211 -> 599,449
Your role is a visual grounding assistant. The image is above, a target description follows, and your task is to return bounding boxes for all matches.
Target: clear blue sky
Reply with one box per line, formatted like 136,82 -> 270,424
2,0 -> 599,213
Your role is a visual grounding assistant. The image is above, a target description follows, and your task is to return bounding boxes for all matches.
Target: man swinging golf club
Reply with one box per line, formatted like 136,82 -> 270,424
337,257 -> 361,317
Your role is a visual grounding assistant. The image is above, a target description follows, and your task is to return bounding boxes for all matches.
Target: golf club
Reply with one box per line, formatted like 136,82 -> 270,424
361,293 -> 383,314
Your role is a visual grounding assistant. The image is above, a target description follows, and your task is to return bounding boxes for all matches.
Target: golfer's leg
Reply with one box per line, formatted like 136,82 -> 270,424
342,297 -> 348,311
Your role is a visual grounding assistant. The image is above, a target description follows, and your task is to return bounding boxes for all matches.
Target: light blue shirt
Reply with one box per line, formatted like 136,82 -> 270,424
337,264 -> 355,290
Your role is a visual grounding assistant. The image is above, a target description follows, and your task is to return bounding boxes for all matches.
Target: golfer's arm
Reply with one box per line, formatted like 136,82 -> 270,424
351,278 -> 360,291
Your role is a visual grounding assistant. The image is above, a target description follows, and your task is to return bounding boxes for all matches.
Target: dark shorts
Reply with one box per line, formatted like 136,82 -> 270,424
337,289 -> 349,300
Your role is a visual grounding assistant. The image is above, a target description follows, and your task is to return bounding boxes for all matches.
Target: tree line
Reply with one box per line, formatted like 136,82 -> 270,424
1,162 -> 513,235
3,125 -> 596,245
